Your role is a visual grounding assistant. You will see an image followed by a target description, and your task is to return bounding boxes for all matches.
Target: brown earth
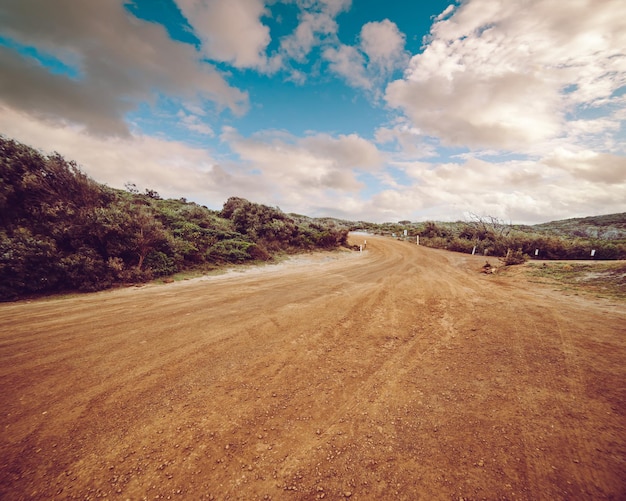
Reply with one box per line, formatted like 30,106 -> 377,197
1,235 -> 625,500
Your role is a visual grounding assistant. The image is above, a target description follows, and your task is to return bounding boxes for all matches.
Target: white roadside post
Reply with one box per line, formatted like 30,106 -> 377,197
591,249 -> 596,258
472,246 -> 476,255
416,235 -> 420,246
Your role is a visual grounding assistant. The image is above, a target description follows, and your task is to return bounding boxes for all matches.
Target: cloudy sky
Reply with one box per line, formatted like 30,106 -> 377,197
1,0 -> 625,223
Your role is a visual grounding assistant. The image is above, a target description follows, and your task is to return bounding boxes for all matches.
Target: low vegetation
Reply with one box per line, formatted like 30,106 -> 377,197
344,213 -> 626,262
526,261 -> 626,299
0,137 -> 348,300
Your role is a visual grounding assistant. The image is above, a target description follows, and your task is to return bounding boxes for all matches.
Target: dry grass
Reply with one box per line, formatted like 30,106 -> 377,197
526,261 -> 626,299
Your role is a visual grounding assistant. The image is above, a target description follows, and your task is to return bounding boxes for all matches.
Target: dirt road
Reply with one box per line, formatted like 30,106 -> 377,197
1,235 -> 625,500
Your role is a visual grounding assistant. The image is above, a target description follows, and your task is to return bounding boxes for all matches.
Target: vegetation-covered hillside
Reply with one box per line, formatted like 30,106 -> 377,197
344,213 -> 626,261
0,137 -> 348,300
533,213 -> 626,240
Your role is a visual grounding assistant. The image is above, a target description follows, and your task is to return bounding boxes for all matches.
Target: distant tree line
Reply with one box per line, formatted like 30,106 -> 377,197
348,214 -> 626,261
0,137 -> 348,300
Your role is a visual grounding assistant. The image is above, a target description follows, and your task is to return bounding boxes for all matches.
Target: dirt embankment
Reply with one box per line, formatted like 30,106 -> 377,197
1,236 -> 625,500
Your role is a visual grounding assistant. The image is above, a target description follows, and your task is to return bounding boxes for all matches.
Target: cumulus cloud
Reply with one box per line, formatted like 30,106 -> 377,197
222,127 -> 382,194
177,111 -> 215,137
279,0 -> 351,62
0,0 -> 247,136
174,0 -> 281,72
359,20 -> 408,75
322,45 -> 371,90
386,0 -> 626,151
544,148 -> 626,184
324,19 -> 408,96
358,154 -> 626,223
301,133 -> 384,170
375,120 -> 436,158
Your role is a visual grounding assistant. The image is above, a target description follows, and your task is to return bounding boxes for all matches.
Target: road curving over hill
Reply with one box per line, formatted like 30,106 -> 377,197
1,235 -> 625,500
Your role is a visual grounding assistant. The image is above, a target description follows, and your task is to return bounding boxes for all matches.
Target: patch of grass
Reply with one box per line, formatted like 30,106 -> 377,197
526,261 -> 626,299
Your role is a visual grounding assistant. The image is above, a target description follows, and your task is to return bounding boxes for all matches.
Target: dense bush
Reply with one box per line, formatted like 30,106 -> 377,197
501,249 -> 529,266
415,220 -> 626,261
0,137 -> 350,300
348,216 -> 626,262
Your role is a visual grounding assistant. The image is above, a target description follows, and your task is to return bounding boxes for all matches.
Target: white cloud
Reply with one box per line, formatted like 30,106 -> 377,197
434,5 -> 455,23
222,127 -> 382,193
359,20 -> 408,75
359,154 -> 626,223
301,133 -> 383,170
386,0 -> 626,152
323,19 -> 408,96
0,0 -> 247,137
279,0 -> 351,62
177,112 -> 215,137
323,45 -> 371,90
544,148 -> 626,184
174,0 -> 281,72
318,0 -> 352,17
375,120 -> 436,158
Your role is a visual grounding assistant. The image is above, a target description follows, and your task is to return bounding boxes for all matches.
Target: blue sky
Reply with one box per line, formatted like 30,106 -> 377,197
1,0 -> 625,223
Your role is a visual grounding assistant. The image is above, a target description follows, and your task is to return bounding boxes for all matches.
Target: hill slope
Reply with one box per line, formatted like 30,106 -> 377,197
534,213 -> 626,240
0,137 -> 348,300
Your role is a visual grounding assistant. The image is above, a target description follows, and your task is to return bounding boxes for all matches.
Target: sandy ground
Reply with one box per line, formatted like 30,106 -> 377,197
1,235 -> 624,500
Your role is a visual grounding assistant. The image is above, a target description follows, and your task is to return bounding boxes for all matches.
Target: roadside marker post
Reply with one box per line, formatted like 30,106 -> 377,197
472,246 -> 476,255
416,236 -> 420,246
591,249 -> 596,258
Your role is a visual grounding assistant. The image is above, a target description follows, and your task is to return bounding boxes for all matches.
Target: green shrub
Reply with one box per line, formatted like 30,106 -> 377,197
207,239 -> 254,263
501,248 -> 528,266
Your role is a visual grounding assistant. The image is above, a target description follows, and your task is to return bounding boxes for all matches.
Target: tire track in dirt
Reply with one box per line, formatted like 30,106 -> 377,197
1,235 -> 625,500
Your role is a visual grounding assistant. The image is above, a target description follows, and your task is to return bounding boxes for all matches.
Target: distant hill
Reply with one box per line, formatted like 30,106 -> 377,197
533,213 -> 626,240
327,214 -> 626,261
